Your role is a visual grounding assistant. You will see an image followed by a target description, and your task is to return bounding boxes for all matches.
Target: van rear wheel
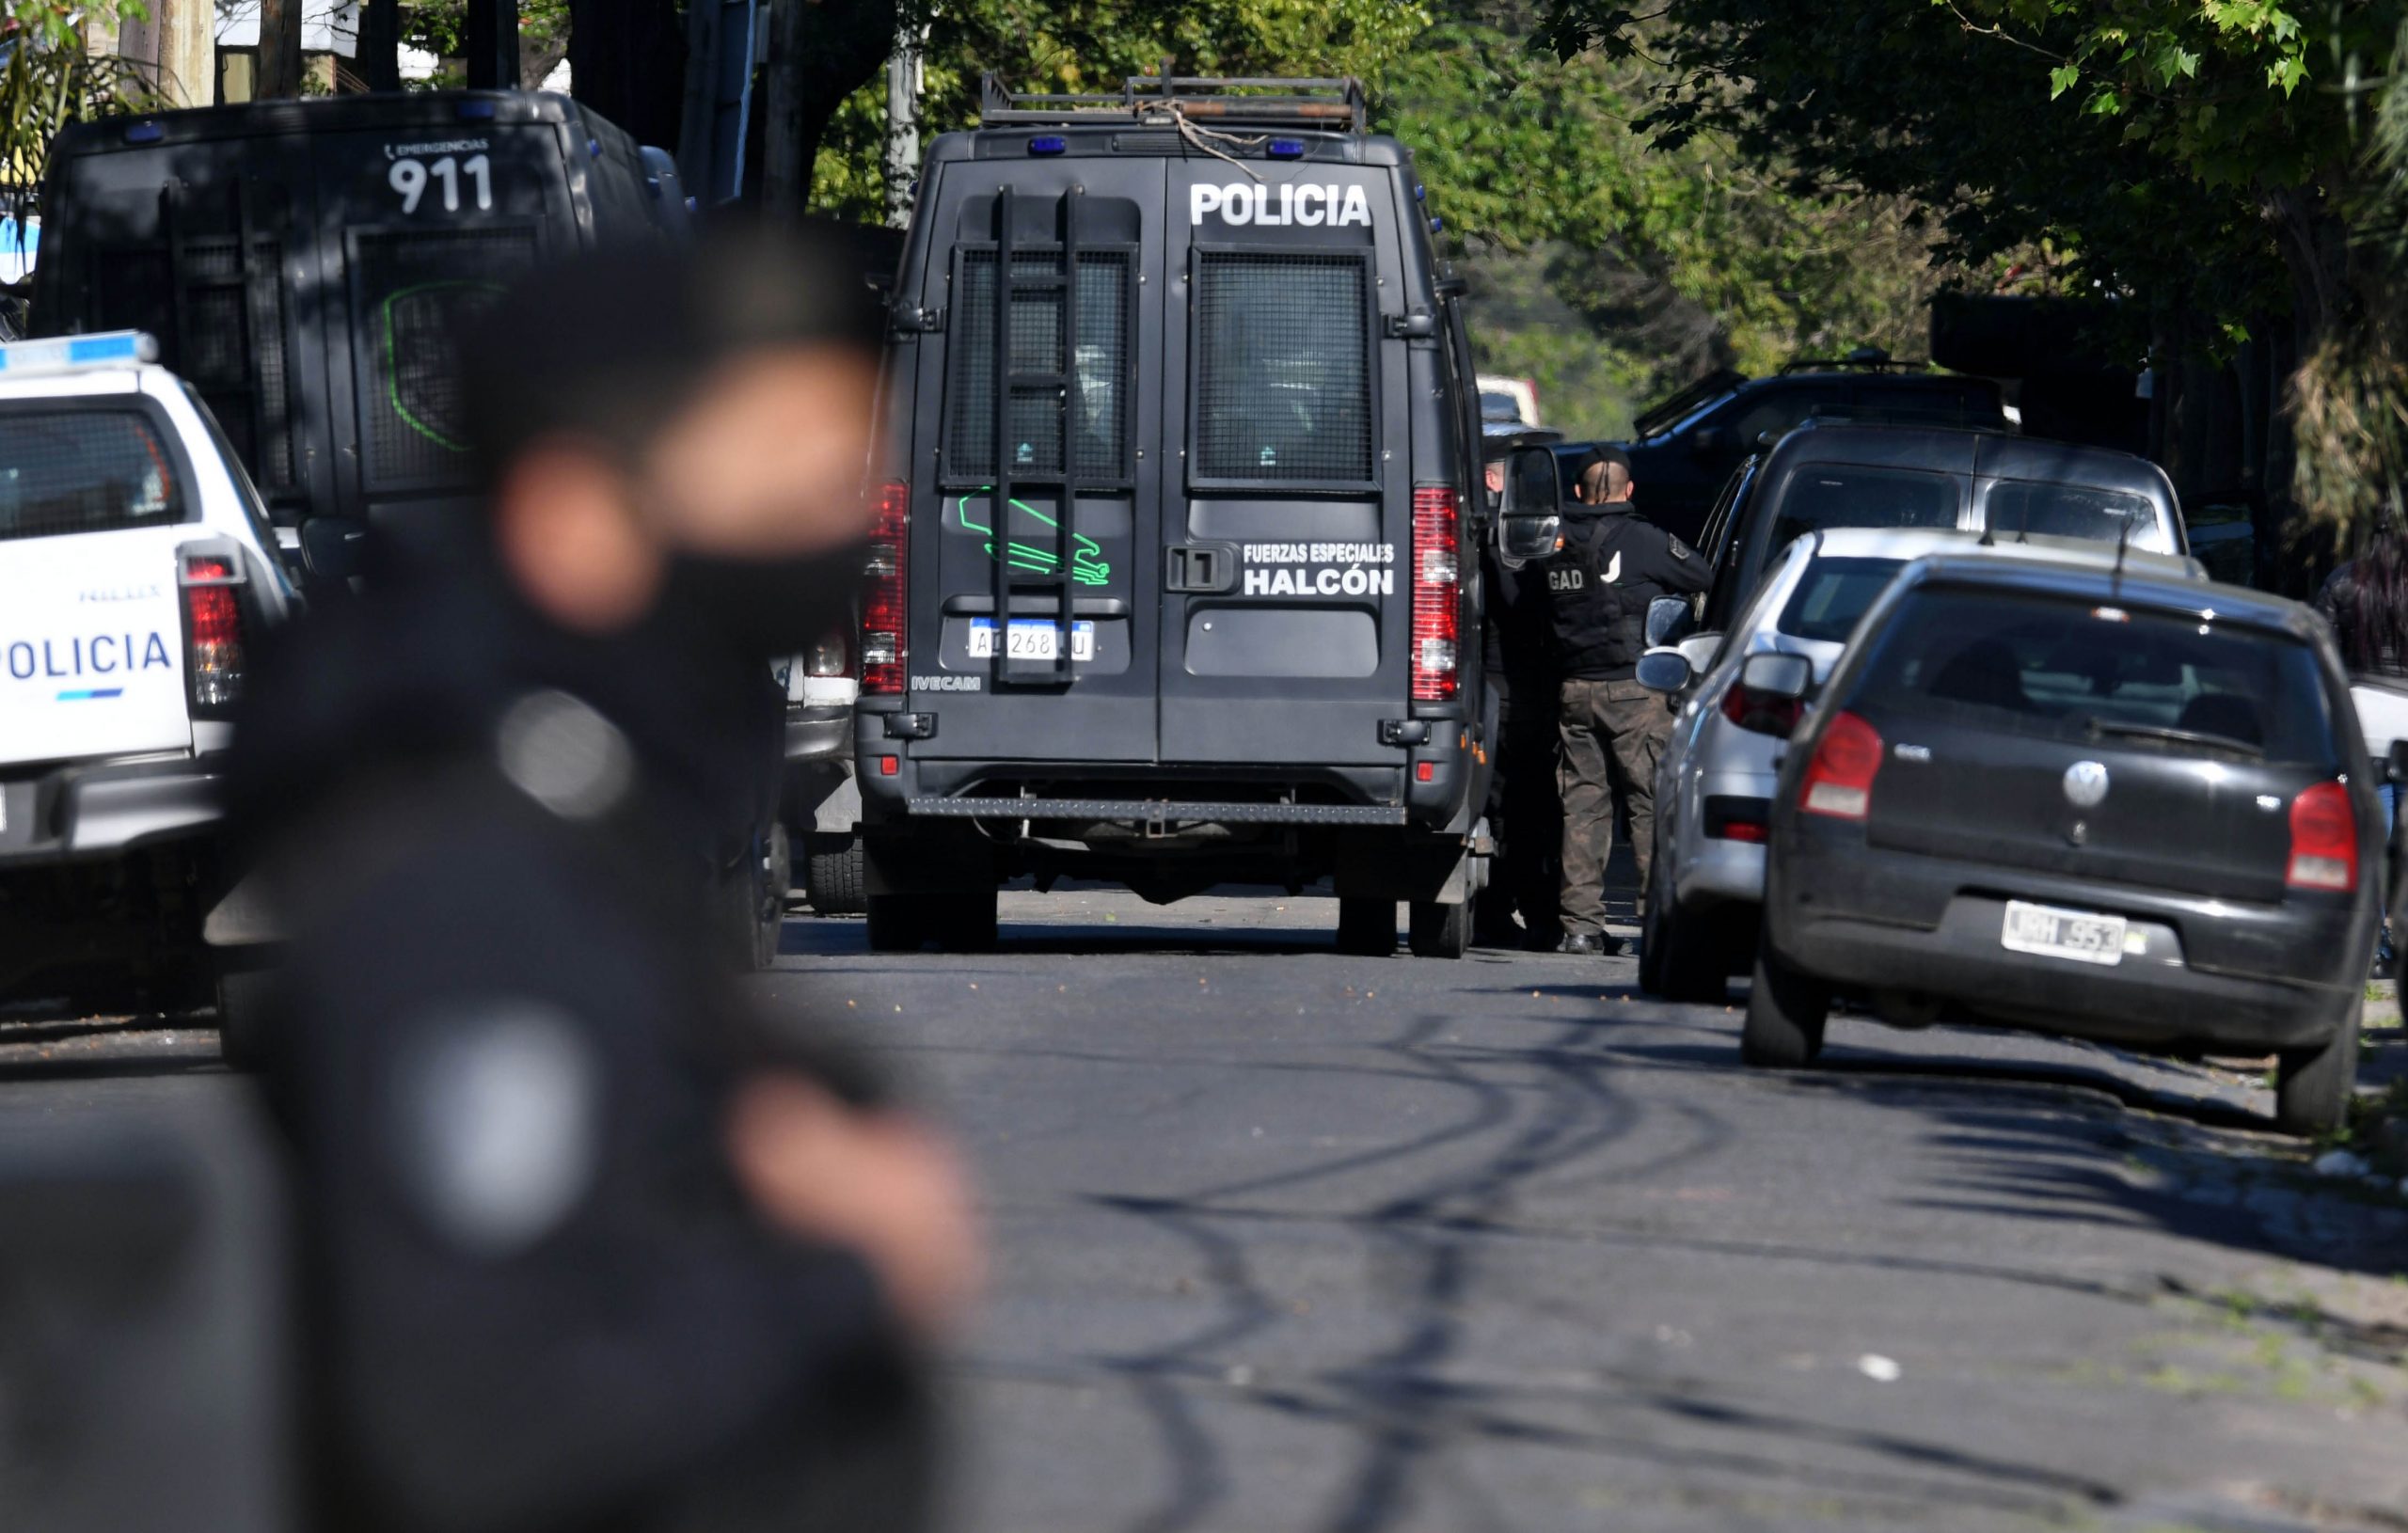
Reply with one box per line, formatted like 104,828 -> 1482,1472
804,836 -> 866,917
1335,898 -> 1396,956
2273,1010 -> 2360,1137
866,893 -> 926,954
1407,899 -> 1470,959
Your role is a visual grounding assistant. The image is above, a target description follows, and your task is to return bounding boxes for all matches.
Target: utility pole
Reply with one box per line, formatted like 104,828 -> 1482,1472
254,0 -> 307,98
761,0 -> 808,220
361,0 -> 404,92
884,17 -> 926,229
464,0 -> 521,91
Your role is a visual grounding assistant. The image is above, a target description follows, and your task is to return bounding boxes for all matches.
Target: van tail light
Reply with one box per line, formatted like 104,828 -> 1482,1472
862,482 -> 909,696
180,552 -> 246,712
1410,485 -> 1460,702
1720,677 -> 1802,737
1798,709 -> 1881,820
2286,782 -> 2357,892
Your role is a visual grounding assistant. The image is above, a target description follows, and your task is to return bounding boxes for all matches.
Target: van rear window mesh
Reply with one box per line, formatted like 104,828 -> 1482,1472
355,228 -> 536,485
1194,253 -> 1370,483
946,250 -> 1127,482
0,411 -> 184,544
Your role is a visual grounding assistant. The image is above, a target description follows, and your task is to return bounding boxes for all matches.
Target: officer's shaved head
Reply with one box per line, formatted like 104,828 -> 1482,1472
1578,448 -> 1635,504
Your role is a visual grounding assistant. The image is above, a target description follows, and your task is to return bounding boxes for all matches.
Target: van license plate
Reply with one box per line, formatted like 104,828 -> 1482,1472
2000,900 -> 2126,966
968,619 -> 1095,662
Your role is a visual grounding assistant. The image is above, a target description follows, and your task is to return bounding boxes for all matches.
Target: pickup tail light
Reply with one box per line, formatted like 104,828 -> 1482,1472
862,482 -> 909,696
1410,485 -> 1460,703
805,625 -> 851,679
1798,709 -> 1881,820
2286,781 -> 2357,892
1720,677 -> 1802,737
180,552 -> 246,711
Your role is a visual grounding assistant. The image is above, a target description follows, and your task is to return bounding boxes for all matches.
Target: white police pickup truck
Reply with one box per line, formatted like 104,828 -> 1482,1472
0,331 -> 295,1017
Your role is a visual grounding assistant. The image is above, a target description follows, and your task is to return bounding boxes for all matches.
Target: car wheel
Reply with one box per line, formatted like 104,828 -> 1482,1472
804,835 -> 867,917
2273,1008 -> 2361,1137
214,959 -> 277,1073
1658,903 -> 1732,1005
865,893 -> 926,954
928,890 -> 999,954
1336,897 -> 1396,956
1741,941 -> 1828,1067
1407,898 -> 1471,959
720,825 -> 787,971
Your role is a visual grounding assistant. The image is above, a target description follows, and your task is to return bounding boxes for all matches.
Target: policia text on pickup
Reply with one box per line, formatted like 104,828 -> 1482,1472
855,74 -> 1500,956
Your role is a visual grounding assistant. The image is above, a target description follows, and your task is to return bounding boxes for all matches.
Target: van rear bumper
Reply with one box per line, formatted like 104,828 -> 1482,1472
0,756 -> 222,868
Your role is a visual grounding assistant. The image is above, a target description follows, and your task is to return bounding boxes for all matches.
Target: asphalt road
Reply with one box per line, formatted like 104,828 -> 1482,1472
7,889 -> 2408,1532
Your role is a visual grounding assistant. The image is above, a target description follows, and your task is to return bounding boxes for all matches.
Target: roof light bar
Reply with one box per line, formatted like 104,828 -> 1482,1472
0,331 -> 159,375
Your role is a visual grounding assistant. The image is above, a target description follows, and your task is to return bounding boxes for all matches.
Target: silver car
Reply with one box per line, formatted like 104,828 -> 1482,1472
1634,525 -> 2206,1002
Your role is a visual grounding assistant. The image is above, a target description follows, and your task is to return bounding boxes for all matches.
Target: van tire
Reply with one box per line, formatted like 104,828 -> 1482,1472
1336,898 -> 1396,956
214,960 -> 277,1073
804,836 -> 866,917
1741,943 -> 1828,1068
2273,1010 -> 2360,1137
1407,899 -> 1470,959
929,891 -> 999,954
866,893 -> 926,953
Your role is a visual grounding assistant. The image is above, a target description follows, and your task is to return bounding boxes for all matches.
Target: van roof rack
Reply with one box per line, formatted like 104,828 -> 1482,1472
978,71 -> 1368,134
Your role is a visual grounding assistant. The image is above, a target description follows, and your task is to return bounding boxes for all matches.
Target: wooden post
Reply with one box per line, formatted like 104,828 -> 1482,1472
465,0 -> 521,91
156,0 -> 214,109
254,0 -> 307,99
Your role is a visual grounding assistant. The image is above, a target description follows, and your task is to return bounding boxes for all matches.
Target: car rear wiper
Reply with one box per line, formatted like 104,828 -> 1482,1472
2083,716 -> 2264,758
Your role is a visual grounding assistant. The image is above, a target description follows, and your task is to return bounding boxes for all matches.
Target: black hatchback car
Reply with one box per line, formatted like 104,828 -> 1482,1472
1751,556 -> 2378,1135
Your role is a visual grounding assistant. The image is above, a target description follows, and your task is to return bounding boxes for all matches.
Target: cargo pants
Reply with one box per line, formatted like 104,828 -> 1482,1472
1558,676 -> 1674,938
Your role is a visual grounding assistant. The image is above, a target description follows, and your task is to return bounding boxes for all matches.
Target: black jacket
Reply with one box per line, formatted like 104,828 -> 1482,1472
1480,543 -> 1556,704
230,556 -> 922,1533
1542,501 -> 1710,680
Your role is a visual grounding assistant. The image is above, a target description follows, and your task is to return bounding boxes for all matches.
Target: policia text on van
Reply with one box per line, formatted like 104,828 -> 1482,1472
857,74 -> 1497,957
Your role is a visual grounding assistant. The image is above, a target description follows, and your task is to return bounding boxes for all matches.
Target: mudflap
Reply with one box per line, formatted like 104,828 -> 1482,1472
863,824 -> 1002,897
1334,829 -> 1485,907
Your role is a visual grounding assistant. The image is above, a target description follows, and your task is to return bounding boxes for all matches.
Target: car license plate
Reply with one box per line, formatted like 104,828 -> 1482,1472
968,618 -> 1095,662
2000,899 -> 2126,966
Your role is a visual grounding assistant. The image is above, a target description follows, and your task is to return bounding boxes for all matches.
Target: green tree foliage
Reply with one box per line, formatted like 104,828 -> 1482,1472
810,0 -> 1966,438
1,3 -> 165,219
1535,0 -> 2408,515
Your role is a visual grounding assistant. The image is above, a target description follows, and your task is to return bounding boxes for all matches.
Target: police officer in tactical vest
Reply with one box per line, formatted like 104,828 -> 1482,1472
230,234 -> 979,1533
1544,447 -> 1710,955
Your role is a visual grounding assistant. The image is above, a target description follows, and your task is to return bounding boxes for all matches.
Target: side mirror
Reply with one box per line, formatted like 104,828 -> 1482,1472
1675,631 -> 1723,672
299,516 -> 369,582
1690,426 -> 1732,460
1505,445 -> 1561,517
1635,648 -> 1693,694
1498,514 -> 1560,562
1644,593 -> 1695,648
1739,651 -> 1812,702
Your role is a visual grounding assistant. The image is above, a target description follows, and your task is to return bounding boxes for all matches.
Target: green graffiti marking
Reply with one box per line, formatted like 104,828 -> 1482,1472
951,490 -> 1112,587
383,279 -> 506,451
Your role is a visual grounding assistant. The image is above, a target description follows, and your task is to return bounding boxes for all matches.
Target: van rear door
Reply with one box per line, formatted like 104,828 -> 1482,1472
1158,165 -> 1409,766
904,165 -> 1163,765
309,122 -> 569,527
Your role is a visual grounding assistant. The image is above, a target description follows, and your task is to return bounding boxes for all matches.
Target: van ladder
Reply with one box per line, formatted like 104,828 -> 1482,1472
988,183 -> 1078,687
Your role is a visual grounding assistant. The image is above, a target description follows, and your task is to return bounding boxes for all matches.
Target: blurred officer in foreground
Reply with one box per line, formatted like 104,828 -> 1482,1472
1475,454 -> 1560,948
1545,447 -> 1709,956
228,234 -> 979,1533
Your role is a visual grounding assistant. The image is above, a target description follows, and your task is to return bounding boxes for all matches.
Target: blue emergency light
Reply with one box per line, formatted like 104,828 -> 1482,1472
457,99 -> 498,120
124,122 -> 163,144
1268,139 -> 1305,159
1028,135 -> 1068,155
0,331 -> 158,375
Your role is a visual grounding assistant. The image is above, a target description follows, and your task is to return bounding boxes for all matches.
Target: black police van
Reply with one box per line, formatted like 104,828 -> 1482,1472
858,74 -> 1494,956
31,90 -> 682,559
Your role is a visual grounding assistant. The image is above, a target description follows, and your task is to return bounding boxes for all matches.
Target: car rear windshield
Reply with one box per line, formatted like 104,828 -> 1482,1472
0,407 -> 186,544
1847,587 -> 2336,763
1980,479 -> 2162,545
1769,465 -> 1958,553
1778,557 -> 1906,642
